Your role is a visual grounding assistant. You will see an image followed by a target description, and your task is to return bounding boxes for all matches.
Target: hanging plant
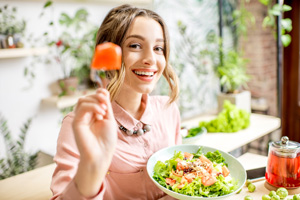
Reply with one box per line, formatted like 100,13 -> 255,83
259,0 -> 292,47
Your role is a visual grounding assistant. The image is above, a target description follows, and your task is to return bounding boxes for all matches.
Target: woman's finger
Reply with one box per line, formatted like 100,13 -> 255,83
74,102 -> 107,122
100,90 -> 114,120
76,93 -> 108,111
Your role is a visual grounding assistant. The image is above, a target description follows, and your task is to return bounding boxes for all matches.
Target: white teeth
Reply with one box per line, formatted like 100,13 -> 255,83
134,71 -> 154,76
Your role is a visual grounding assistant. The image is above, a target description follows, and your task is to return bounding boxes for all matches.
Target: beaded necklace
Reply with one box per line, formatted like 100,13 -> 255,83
119,124 -> 151,136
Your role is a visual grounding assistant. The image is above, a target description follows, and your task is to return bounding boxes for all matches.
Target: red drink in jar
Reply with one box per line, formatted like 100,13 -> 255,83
266,136 -> 300,188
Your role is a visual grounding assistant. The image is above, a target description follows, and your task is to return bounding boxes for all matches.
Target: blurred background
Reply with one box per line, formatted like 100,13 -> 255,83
0,0 -> 299,179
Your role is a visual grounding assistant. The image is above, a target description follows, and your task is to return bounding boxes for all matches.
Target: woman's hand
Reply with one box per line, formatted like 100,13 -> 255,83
72,88 -> 117,197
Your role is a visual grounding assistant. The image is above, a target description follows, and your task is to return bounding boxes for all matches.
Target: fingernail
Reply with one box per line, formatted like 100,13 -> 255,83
101,103 -> 107,110
97,114 -> 103,121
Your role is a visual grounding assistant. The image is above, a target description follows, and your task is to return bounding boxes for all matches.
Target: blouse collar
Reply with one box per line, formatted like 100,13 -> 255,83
112,94 -> 153,131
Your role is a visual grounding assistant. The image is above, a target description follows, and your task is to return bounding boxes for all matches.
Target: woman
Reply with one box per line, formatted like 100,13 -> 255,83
51,4 -> 181,200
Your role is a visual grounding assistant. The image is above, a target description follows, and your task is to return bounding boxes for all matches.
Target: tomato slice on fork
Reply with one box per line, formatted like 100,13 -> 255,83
91,42 -> 122,70
90,42 -> 122,87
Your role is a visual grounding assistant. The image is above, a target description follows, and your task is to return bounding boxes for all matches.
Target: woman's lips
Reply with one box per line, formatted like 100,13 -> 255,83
132,69 -> 157,82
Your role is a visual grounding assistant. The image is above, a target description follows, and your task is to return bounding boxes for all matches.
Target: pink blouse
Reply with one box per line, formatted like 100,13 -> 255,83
50,95 -> 182,200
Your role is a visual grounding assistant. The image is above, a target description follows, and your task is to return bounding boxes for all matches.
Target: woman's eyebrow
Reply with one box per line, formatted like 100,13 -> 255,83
126,34 -> 145,40
125,34 -> 165,43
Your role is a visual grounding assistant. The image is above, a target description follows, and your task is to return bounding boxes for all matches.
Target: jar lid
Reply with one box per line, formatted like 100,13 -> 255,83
272,136 -> 300,154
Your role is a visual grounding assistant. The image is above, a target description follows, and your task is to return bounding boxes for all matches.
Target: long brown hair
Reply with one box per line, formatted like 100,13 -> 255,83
96,4 -> 179,103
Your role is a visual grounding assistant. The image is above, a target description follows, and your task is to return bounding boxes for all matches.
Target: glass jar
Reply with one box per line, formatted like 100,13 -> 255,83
266,136 -> 300,188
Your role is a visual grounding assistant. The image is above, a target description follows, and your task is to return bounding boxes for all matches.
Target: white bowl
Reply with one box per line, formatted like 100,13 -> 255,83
147,144 -> 246,200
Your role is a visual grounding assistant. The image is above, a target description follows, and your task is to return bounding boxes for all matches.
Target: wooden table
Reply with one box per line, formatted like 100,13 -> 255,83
0,164 -> 55,200
229,181 -> 300,199
181,113 -> 281,153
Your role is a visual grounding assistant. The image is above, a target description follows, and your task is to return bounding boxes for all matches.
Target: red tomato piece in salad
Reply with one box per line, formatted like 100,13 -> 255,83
195,168 -> 216,186
201,174 -> 217,186
184,152 -> 194,160
222,165 -> 230,177
184,173 -> 196,183
171,169 -> 183,177
166,178 -> 176,186
199,154 -> 213,165
176,161 -> 189,171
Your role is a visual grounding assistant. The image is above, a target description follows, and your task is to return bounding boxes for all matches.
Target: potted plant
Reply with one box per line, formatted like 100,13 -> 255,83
217,49 -> 251,113
0,114 -> 38,179
0,5 -> 26,48
46,8 -> 97,96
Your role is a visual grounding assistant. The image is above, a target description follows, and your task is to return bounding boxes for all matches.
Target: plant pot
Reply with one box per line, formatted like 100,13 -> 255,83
6,35 -> 16,48
0,34 -> 7,49
13,33 -> 24,48
217,90 -> 251,113
58,77 -> 79,95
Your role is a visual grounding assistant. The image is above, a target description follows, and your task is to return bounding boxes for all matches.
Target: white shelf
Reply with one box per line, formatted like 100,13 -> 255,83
0,47 -> 48,59
42,89 -> 96,109
8,0 -> 152,4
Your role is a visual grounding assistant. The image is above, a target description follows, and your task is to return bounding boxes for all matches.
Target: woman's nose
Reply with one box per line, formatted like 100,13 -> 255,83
142,48 -> 155,66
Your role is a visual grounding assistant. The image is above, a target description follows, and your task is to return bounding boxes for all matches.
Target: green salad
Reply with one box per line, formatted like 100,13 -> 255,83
153,147 -> 238,197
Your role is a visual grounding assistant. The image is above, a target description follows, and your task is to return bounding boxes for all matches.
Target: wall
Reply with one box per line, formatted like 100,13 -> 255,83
242,1 -> 278,116
0,1 -> 149,158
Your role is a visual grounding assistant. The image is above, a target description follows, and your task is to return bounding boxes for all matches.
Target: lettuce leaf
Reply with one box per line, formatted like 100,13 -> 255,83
205,150 -> 227,166
193,147 -> 203,158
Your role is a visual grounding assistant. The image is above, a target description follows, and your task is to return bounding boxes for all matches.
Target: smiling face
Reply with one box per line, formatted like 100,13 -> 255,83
121,16 -> 166,95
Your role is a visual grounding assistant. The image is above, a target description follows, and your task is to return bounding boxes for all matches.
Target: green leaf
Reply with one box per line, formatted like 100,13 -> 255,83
281,18 -> 292,32
75,8 -> 88,20
18,118 -> 32,148
259,0 -> 269,6
59,80 -> 65,88
98,71 -> 106,78
281,34 -> 292,47
30,72 -> 35,78
262,16 -> 272,28
24,67 -> 28,76
43,1 -> 52,8
281,28 -> 286,35
47,41 -> 56,46
58,91 -> 66,97
68,86 -> 76,92
270,9 -> 281,16
282,5 -> 292,12
59,13 -> 72,26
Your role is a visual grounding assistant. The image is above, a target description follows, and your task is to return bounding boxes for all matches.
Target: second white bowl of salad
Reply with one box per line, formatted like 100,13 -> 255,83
147,144 -> 246,200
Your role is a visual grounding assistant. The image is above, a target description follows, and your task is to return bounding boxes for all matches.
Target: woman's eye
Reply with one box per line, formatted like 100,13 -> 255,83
154,46 -> 164,53
129,43 -> 141,49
